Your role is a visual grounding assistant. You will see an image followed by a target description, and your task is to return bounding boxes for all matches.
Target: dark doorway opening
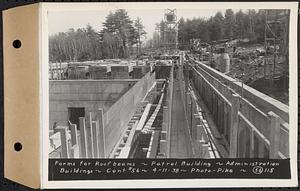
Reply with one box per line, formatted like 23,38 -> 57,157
68,107 -> 85,129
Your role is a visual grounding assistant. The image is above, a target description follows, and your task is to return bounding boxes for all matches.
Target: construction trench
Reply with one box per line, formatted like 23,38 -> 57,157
49,53 -> 289,159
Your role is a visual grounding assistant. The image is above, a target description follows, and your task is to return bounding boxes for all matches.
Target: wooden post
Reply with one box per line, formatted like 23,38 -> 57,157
186,92 -> 191,127
98,109 -> 106,158
258,141 -> 265,158
56,126 -> 69,158
92,121 -> 99,158
162,106 -> 168,132
167,68 -> 174,159
70,145 -> 79,158
196,124 -> 203,141
268,111 -> 281,159
56,62 -> 58,80
79,117 -> 87,158
198,139 -> 205,158
89,112 -> 95,158
85,113 -> 93,158
69,123 -> 78,146
67,124 -> 76,157
182,83 -> 186,110
160,140 -> 167,156
193,114 -> 201,141
69,123 -> 80,158
229,94 -> 240,158
224,104 -> 228,139
59,61 -> 62,80
185,90 -> 187,112
201,143 -> 210,158
250,129 -> 255,158
190,98 -> 194,134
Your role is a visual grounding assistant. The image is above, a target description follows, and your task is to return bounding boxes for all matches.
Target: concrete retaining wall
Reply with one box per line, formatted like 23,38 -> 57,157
190,59 -> 289,122
188,60 -> 289,158
102,72 -> 156,157
49,80 -> 137,129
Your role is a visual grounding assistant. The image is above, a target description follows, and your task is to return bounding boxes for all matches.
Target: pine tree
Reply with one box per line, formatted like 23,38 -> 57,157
134,17 -> 147,55
224,9 -> 235,40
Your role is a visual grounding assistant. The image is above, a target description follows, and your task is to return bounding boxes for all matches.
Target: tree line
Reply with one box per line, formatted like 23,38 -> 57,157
178,9 -> 262,49
147,9 -> 289,51
49,9 -> 146,62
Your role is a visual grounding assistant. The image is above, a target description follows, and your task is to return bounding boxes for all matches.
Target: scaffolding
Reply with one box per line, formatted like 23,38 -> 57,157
264,10 -> 289,86
162,9 -> 179,51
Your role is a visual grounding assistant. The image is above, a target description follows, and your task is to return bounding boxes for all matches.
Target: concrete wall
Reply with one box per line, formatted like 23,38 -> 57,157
102,72 -> 156,157
49,80 -> 137,129
191,59 -> 289,122
188,60 -> 289,158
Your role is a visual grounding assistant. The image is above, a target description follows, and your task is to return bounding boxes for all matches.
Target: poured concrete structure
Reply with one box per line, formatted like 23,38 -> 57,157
49,80 -> 136,129
49,53 -> 289,160
187,58 -> 289,159
49,71 -> 156,158
102,72 -> 156,156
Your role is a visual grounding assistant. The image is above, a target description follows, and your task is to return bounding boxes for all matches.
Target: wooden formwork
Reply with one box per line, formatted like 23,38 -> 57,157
49,110 -> 105,159
186,60 -> 289,159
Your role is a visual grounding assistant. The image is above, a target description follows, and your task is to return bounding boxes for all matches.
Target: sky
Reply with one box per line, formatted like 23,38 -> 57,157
48,8 -> 224,39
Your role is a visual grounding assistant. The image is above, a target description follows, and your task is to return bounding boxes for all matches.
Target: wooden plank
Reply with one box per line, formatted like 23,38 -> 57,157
79,117 -> 87,158
69,123 -> 79,158
70,145 -> 79,158
250,129 -> 255,158
239,112 -> 270,148
49,130 -> 71,153
147,131 -> 160,158
217,97 -> 221,131
190,96 -> 194,134
69,123 -> 78,146
162,106 -> 168,131
224,104 -> 228,141
229,94 -> 240,158
160,140 -> 167,155
268,111 -> 281,159
258,142 -> 265,158
56,126 -> 69,158
85,113 -> 93,158
118,120 -> 139,158
196,124 -> 203,141
98,109 -> 106,158
136,103 -> 152,131
186,92 -> 191,129
193,114 -> 200,141
92,121 -> 99,158
192,66 -> 231,106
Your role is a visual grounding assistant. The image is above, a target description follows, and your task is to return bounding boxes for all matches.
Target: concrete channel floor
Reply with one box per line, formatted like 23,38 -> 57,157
170,79 -> 193,158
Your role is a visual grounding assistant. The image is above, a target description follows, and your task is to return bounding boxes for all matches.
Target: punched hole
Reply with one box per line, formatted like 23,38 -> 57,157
14,142 -> 22,152
12,40 -> 22,49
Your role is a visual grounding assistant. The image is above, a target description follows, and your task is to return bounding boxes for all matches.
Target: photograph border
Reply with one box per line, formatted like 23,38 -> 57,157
41,2 -> 298,188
